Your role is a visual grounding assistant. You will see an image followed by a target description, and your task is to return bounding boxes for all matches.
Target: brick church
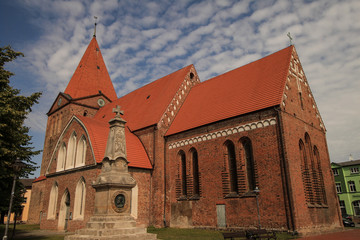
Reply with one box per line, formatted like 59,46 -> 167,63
28,34 -> 342,234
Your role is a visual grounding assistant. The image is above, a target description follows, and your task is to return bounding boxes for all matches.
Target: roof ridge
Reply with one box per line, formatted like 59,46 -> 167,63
117,64 -> 193,99
195,46 -> 294,88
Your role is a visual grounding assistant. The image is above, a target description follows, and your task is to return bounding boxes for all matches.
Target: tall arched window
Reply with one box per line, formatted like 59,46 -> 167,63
65,132 -> 77,169
314,146 -> 327,204
305,133 -> 316,204
47,182 -> 58,219
191,148 -> 200,197
56,143 -> 66,171
241,137 -> 256,191
75,136 -> 86,167
180,151 -> 187,197
299,139 -> 311,203
73,177 -> 86,220
225,141 -> 238,194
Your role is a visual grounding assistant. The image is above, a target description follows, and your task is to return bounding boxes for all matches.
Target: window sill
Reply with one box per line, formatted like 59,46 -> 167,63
177,195 -> 200,201
189,195 -> 200,201
225,192 -> 240,198
177,195 -> 188,201
307,203 -> 328,208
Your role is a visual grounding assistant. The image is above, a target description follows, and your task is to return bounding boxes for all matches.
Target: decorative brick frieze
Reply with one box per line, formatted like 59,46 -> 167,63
168,118 -> 276,149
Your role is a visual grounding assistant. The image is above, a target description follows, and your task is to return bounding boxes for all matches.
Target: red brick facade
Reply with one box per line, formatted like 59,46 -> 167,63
28,40 -> 342,234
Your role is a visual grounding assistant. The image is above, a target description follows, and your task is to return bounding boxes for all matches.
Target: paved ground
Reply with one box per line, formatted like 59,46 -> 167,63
298,229 -> 360,240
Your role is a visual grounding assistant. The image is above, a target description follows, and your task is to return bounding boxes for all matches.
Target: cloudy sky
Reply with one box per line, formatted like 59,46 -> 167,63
0,0 -> 359,177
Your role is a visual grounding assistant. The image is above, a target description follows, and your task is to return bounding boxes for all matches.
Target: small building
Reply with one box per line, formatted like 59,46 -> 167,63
4,178 -> 34,223
331,159 -> 360,219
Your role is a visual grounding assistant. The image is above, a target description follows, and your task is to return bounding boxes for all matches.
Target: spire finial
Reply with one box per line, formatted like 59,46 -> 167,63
287,32 -> 293,46
93,16 -> 98,37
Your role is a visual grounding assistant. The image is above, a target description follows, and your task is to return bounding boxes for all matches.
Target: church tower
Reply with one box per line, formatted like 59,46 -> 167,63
39,35 -> 117,176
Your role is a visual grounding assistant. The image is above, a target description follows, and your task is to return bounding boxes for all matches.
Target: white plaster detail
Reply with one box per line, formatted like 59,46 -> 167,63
168,118 -> 277,149
131,184 -> 138,219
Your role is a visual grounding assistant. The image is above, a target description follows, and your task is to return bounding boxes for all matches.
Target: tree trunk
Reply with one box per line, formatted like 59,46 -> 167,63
11,212 -> 17,240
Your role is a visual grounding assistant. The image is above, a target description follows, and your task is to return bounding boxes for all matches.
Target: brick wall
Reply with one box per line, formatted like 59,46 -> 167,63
166,109 -> 289,230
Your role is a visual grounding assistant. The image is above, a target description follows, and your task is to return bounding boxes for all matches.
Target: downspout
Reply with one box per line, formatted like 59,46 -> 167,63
275,107 -> 296,232
163,134 -> 167,227
150,125 -> 156,226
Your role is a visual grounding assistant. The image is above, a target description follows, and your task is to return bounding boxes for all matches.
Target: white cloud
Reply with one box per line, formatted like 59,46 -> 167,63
11,0 -> 360,164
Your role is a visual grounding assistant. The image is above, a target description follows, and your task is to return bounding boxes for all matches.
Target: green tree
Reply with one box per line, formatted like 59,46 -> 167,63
0,46 -> 42,224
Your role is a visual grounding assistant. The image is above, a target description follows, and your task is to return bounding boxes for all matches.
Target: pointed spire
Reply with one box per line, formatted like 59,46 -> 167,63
64,37 -> 117,101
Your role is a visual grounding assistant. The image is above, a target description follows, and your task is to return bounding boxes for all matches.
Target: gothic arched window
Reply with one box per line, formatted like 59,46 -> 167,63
75,136 -> 86,167
56,143 -> 66,172
241,137 -> 256,191
47,182 -> 58,219
314,146 -> 327,204
65,132 -> 77,169
190,148 -> 200,197
73,177 -> 86,220
225,140 -> 238,194
180,151 -> 187,197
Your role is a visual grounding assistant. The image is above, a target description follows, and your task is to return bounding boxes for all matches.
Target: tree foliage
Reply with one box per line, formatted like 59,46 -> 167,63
0,45 -> 42,221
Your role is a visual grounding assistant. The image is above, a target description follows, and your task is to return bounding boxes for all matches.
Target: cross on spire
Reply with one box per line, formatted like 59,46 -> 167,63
113,105 -> 124,118
93,16 -> 98,37
287,32 -> 293,45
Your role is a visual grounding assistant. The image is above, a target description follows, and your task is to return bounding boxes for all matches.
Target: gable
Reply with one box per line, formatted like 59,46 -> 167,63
47,92 -> 71,115
46,115 -> 152,174
166,46 -> 293,136
46,116 -> 97,174
280,47 -> 325,131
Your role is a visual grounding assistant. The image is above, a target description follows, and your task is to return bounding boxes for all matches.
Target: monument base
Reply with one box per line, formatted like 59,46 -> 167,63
65,215 -> 157,240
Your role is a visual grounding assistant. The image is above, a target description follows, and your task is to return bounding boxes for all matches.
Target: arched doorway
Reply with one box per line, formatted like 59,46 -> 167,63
58,190 -> 70,231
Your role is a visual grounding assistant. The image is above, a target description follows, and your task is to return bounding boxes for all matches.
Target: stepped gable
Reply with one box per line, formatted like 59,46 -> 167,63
94,65 -> 194,131
77,115 -> 151,169
166,46 -> 293,136
64,37 -> 117,101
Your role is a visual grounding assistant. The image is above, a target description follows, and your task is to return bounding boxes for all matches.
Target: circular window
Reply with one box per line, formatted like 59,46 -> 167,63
97,98 -> 105,107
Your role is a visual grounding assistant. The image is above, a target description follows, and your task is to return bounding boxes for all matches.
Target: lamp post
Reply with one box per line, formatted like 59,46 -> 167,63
3,158 -> 24,240
254,186 -> 261,229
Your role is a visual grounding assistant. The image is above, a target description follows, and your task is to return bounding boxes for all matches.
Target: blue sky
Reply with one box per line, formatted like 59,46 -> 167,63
1,0 -> 359,178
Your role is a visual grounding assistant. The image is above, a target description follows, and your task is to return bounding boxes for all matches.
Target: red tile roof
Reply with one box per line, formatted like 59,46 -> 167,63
77,115 -> 152,169
33,175 -> 46,183
94,65 -> 193,131
166,46 -> 293,136
64,37 -> 117,101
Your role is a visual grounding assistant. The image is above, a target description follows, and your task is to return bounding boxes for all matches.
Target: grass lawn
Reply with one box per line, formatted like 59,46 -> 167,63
0,224 -> 66,240
0,224 -> 301,240
147,226 -> 299,239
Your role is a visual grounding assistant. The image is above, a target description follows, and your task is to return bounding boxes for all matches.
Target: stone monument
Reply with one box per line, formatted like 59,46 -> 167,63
65,106 -> 157,240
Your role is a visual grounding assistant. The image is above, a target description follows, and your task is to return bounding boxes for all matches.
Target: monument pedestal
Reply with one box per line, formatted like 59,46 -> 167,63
65,106 -> 157,240
65,215 -> 157,240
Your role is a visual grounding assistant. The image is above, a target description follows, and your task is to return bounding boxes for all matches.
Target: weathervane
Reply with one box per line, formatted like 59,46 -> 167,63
93,16 -> 98,37
287,32 -> 293,46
